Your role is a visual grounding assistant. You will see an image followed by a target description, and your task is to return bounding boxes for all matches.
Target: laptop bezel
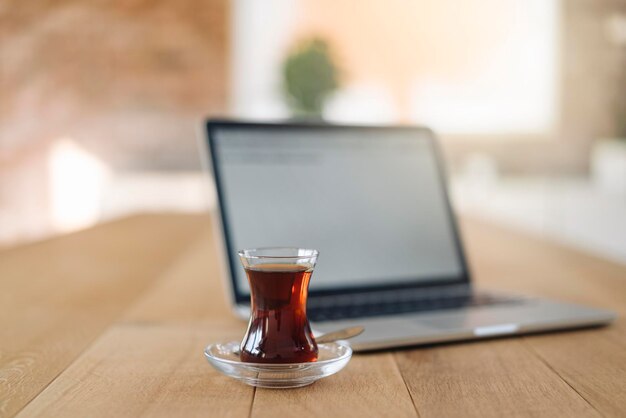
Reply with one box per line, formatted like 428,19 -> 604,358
205,119 -> 473,305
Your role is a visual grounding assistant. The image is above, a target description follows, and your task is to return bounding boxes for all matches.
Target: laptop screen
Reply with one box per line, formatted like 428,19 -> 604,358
208,123 -> 467,300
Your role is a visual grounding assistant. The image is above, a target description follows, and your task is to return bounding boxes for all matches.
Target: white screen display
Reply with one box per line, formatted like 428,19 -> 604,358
212,126 -> 464,294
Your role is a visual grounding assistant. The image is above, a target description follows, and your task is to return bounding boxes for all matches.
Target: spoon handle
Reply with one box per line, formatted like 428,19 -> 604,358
315,326 -> 365,344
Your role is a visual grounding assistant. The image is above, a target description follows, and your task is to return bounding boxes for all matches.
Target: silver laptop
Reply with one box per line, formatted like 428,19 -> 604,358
201,120 -> 615,351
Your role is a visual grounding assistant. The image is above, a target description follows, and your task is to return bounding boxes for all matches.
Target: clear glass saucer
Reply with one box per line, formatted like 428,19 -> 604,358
204,341 -> 352,388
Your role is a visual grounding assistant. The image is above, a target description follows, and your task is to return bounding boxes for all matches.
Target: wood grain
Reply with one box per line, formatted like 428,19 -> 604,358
395,338 -> 601,418
16,323 -> 252,418
251,353 -> 417,418
122,224 -> 236,324
522,328 -> 626,417
0,214 -> 205,417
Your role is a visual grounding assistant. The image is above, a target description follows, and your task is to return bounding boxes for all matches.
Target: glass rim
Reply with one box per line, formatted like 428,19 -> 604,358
237,247 -> 319,260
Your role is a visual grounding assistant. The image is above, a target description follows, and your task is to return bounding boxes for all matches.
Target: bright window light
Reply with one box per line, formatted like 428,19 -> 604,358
49,139 -> 110,232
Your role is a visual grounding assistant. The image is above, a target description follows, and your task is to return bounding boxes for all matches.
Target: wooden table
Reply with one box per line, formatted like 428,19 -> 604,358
1,214 -> 625,418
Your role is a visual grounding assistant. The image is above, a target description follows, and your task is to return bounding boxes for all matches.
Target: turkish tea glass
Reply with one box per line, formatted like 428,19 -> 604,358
238,247 -> 319,364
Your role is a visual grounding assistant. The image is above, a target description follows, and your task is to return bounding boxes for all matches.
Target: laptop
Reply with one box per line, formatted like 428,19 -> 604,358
200,120 -> 615,351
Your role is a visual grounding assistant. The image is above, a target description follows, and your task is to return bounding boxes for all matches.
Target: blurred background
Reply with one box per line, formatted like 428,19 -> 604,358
1,0 -> 625,263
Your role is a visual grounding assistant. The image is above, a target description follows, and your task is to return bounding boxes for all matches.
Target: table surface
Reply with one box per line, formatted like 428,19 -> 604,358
1,214 -> 625,418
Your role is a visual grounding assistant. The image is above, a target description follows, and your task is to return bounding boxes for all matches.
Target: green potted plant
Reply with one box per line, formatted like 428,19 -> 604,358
281,38 -> 340,119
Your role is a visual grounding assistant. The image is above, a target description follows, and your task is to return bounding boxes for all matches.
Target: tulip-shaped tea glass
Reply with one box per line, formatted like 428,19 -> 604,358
238,248 -> 319,364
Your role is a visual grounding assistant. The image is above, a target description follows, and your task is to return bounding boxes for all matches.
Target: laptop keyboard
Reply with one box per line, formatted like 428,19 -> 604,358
307,288 -> 522,322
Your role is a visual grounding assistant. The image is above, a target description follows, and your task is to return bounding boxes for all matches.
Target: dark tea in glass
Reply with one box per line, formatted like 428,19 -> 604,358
238,248 -> 318,364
